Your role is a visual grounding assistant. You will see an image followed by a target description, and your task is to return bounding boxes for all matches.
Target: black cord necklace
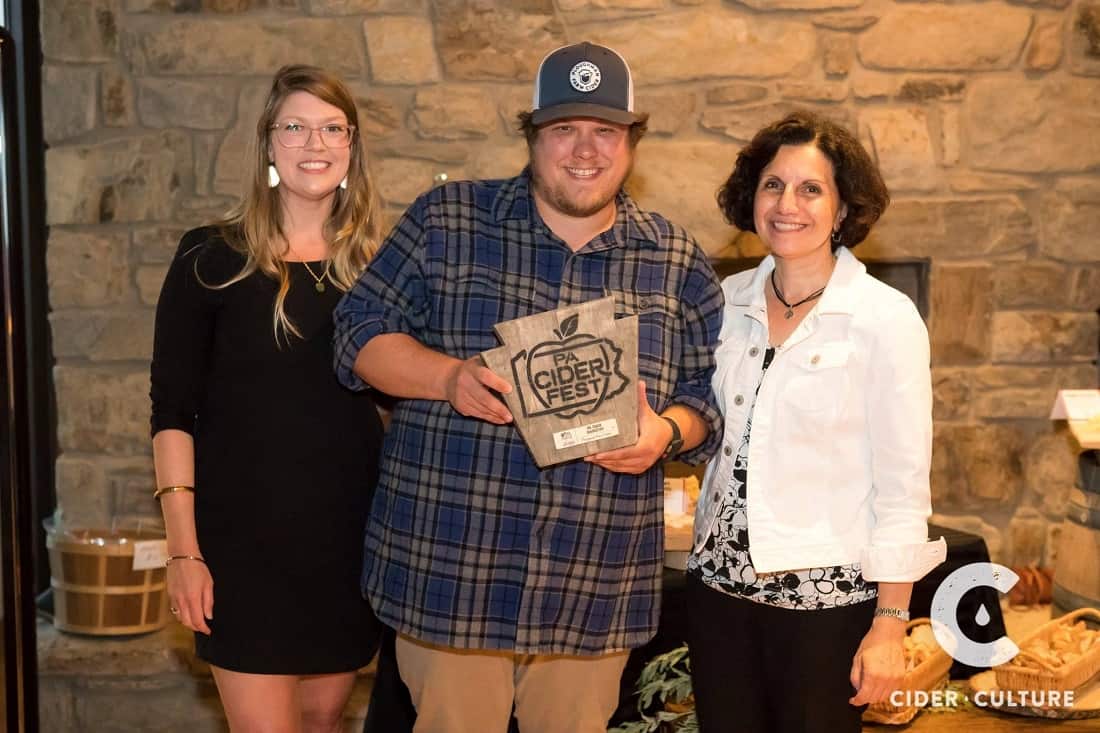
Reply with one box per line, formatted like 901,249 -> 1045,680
771,271 -> 826,319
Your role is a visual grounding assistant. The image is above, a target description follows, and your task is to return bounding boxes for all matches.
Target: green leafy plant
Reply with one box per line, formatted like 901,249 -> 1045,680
609,646 -> 699,733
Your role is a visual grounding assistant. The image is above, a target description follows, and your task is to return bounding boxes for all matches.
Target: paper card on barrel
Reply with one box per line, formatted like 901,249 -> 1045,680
481,296 -> 638,467
1049,389 -> 1100,450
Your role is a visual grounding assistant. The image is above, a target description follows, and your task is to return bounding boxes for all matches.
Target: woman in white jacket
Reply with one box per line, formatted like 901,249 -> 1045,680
685,111 -> 946,732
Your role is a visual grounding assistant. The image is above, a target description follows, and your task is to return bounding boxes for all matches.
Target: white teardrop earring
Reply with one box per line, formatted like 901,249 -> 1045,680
339,175 -> 348,190
268,164 -> 280,188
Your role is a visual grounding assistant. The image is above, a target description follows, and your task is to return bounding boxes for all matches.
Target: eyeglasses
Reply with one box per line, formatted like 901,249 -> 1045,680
271,122 -> 356,149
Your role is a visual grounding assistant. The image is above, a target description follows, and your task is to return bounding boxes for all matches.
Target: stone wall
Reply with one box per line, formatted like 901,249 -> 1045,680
42,0 -> 1100,566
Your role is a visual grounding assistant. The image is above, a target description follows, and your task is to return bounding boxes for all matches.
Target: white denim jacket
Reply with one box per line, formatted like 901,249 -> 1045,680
693,247 -> 946,582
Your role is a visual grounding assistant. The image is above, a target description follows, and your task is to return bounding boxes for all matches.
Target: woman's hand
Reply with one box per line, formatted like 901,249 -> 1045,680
167,558 -> 214,635
848,618 -> 906,706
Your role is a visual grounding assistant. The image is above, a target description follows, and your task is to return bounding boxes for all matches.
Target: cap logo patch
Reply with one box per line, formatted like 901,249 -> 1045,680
569,61 -> 601,93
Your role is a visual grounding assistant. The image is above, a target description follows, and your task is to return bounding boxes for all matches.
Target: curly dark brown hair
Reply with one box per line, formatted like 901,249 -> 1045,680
516,111 -> 649,149
717,111 -> 889,250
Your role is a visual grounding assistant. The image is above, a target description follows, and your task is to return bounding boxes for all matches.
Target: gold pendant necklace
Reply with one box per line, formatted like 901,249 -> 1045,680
300,259 -> 331,293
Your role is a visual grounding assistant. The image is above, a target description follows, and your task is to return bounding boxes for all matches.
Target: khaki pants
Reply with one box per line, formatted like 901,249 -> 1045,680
395,634 -> 629,733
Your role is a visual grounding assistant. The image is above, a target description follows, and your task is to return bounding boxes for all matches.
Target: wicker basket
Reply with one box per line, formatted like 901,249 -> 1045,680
994,608 -> 1100,693
862,618 -> 954,725
46,525 -> 169,636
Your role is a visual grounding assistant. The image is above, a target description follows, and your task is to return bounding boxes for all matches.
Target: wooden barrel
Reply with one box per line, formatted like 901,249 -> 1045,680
1052,450 -> 1100,619
46,527 -> 168,635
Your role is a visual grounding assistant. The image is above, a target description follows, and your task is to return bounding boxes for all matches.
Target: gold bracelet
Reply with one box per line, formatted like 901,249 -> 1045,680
153,485 -> 194,500
165,555 -> 205,567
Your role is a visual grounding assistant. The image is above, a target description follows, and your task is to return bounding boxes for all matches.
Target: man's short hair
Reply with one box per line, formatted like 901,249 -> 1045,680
516,110 -> 650,149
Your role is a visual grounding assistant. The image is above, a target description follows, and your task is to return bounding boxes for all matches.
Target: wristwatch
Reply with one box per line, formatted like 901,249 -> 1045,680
660,416 -> 683,461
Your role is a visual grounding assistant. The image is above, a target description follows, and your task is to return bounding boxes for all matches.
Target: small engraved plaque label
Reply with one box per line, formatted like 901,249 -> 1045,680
553,418 -> 621,450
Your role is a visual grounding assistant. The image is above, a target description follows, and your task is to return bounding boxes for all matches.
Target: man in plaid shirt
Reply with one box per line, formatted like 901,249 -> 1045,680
334,42 -> 723,733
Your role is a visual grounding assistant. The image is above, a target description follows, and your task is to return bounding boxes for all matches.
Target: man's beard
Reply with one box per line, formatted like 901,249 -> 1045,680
530,161 -> 633,219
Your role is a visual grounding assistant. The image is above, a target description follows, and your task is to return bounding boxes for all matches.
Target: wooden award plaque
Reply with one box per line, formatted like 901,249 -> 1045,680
481,296 -> 639,467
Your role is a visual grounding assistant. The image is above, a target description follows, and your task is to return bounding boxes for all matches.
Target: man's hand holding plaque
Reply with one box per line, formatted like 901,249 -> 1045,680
444,356 -> 514,425
481,296 -> 639,467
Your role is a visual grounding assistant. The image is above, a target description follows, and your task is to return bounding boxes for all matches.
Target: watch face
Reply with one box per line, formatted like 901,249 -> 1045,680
663,436 -> 683,459
661,417 -> 683,460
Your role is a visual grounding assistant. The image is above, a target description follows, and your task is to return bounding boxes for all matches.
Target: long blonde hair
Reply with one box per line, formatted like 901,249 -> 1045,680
209,64 -> 382,343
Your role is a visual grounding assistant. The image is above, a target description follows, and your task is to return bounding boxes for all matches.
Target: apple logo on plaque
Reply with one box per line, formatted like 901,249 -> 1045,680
510,312 -> 629,419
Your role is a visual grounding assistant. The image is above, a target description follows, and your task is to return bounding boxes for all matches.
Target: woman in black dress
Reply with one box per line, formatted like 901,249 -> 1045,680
150,65 -> 384,731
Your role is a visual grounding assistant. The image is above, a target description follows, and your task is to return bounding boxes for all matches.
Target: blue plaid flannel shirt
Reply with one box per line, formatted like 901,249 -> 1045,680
333,170 -> 723,654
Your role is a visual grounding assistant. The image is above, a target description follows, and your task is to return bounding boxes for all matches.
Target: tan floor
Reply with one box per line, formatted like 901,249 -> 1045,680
880,706 -> 1100,732
862,603 -> 1100,732
883,712 -> 1099,731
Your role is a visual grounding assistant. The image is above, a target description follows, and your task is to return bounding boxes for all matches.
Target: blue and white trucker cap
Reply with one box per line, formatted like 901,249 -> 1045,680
530,42 -> 640,126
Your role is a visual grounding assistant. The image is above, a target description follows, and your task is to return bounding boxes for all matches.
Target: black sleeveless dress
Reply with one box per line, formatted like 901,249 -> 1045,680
150,226 -> 383,674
